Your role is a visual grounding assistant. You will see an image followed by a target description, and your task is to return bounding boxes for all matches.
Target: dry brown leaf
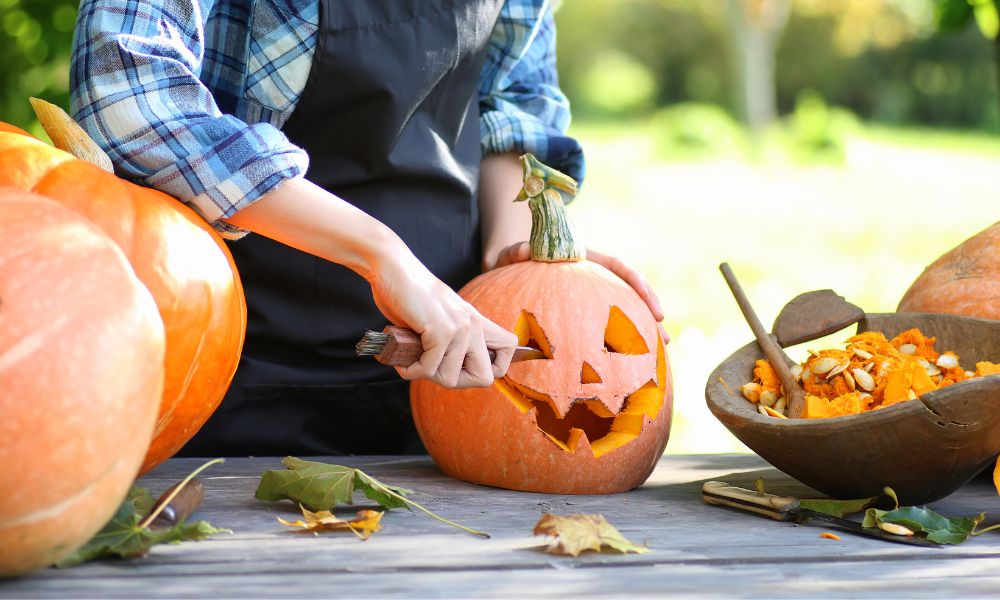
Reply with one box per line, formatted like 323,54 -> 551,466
532,513 -> 648,557
278,506 -> 383,540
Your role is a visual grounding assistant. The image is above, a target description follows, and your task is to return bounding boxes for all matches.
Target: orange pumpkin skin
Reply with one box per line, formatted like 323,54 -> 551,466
898,223 -> 1000,320
0,192 -> 164,577
411,260 -> 673,494
0,127 -> 247,474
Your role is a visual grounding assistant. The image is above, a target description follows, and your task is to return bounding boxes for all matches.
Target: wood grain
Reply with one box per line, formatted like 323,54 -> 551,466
3,455 -> 999,598
707,311 -> 1000,504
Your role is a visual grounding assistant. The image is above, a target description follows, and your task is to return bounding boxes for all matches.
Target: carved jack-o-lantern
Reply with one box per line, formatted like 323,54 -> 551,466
411,156 -> 673,494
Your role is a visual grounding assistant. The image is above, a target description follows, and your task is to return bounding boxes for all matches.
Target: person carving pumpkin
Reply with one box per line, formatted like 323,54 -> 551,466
71,0 -> 664,455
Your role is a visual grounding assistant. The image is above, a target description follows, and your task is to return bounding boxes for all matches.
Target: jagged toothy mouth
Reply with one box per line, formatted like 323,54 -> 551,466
493,336 -> 667,458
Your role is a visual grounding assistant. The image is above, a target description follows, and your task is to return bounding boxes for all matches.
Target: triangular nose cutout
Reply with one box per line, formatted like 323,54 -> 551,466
581,361 -> 603,384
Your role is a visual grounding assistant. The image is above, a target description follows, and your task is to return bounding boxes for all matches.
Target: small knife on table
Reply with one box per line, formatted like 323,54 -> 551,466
702,481 -> 941,548
145,479 -> 204,529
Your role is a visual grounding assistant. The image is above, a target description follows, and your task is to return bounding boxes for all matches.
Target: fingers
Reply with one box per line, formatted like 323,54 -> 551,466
456,319 -> 495,388
493,242 -> 531,270
396,310 -> 498,389
483,319 -> 518,379
587,249 -> 665,322
395,324 -> 450,382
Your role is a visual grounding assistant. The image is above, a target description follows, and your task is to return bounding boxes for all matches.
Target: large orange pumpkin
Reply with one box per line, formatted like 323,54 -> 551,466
1,102 -> 246,473
0,191 -> 165,577
898,222 -> 1000,320
411,155 -> 673,494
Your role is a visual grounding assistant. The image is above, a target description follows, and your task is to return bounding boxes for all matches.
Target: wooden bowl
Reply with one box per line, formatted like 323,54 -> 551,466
707,312 -> 1000,504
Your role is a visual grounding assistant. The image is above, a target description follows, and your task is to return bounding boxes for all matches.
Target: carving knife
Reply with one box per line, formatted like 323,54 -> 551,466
356,325 -> 546,367
702,481 -> 941,548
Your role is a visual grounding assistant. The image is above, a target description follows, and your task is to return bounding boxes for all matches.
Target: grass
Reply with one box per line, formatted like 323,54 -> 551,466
564,118 -> 1000,454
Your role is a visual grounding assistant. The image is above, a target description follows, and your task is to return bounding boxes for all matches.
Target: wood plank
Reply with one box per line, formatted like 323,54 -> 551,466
3,454 -> 999,598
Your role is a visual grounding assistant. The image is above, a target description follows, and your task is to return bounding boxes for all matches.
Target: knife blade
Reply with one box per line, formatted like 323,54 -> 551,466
702,481 -> 941,548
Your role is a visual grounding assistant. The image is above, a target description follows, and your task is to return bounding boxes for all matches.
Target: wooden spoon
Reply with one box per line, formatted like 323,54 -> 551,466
719,263 -> 805,419
772,289 -> 864,347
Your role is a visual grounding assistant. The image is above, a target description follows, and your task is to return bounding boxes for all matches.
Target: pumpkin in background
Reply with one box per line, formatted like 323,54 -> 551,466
0,191 -> 165,577
0,100 -> 246,473
898,222 -> 1000,320
411,155 -> 673,494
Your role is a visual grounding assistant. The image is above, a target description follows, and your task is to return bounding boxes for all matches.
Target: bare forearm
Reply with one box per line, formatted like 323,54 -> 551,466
479,152 -> 532,271
223,177 -> 405,282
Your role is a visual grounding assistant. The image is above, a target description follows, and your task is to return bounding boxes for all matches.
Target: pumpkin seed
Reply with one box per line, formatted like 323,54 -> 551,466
899,343 -> 917,355
807,349 -> 820,357
864,362 -> 875,373
759,390 -> 778,407
852,368 -> 876,391
937,353 -> 959,369
852,348 -> 873,360
790,364 -> 803,381
741,382 -> 762,402
801,367 -> 813,382
774,396 -> 787,413
966,370 -> 975,377
878,522 -> 915,537
826,361 -> 850,380
908,389 -> 918,400
811,357 -> 839,374
757,404 -> 769,416
843,369 -> 856,391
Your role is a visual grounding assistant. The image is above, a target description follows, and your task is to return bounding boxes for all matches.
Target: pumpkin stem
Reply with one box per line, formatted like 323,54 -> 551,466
515,154 -> 584,263
29,97 -> 114,173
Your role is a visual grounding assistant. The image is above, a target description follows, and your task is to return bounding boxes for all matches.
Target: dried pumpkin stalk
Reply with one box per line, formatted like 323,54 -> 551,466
742,328 -> 1000,418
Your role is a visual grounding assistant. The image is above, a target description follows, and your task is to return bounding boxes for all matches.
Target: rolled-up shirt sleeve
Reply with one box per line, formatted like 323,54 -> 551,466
479,0 -> 584,184
70,0 -> 308,239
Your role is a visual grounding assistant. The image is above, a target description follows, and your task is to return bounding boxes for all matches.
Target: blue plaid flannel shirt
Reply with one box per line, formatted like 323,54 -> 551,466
70,0 -> 583,239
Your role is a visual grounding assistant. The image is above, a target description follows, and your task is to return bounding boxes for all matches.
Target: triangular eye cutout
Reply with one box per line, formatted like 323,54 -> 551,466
604,306 -> 649,355
513,310 -> 554,358
580,361 -> 603,384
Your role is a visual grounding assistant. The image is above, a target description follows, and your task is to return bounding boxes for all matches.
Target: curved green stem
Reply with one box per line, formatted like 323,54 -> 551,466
515,154 -> 584,263
138,458 -> 224,528
368,479 -> 490,538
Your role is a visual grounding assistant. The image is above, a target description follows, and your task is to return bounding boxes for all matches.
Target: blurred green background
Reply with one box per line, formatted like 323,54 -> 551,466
2,0 -> 998,453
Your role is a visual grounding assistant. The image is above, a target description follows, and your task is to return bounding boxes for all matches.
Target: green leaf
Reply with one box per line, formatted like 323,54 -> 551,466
57,489 -> 225,567
801,494 -> 879,518
936,0 -> 974,33
255,457 -> 411,511
256,457 -> 489,538
128,486 -> 155,518
355,471 -> 412,510
863,506 -> 978,545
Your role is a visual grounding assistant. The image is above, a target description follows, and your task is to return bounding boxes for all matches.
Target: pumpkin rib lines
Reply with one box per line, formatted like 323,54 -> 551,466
0,314 -> 71,374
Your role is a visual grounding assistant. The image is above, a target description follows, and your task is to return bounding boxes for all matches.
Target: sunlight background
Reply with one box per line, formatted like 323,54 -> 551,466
552,0 -> 1000,453
1,0 -> 997,455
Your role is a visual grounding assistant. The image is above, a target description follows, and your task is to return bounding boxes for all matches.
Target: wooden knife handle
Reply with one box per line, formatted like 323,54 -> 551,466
149,478 -> 204,527
375,326 -> 544,367
373,326 -> 424,367
702,481 -> 800,521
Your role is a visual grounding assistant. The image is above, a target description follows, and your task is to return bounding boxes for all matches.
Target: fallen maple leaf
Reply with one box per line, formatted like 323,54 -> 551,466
57,459 -> 226,567
532,513 -> 649,557
278,507 -> 383,540
257,457 -> 489,538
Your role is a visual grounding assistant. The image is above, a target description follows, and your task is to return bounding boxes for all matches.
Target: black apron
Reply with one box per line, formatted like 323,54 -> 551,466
180,0 -> 503,457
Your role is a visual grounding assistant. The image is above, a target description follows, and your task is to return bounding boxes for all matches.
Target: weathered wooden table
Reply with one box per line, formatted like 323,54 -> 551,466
3,454 -> 1000,598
